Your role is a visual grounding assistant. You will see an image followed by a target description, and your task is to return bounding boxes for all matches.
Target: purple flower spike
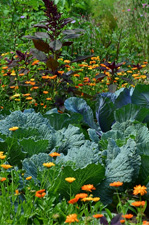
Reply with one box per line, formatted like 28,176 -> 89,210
20,16 -> 25,18
127,9 -> 131,11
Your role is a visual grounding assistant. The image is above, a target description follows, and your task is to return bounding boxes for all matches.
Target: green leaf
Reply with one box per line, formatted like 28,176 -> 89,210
131,84 -> 149,108
1,137 -> 27,168
64,97 -> 101,134
20,138 -> 49,157
114,104 -> 149,123
52,163 -> 105,198
96,96 -> 115,132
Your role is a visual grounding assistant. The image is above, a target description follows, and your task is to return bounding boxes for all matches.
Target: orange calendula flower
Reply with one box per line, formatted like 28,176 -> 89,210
68,197 -> 79,204
26,176 -> 32,180
1,164 -> 12,169
35,189 -> 46,198
120,220 -> 125,224
93,214 -> 103,218
133,185 -> 147,196
131,201 -> 146,207
15,189 -> 19,195
65,177 -> 76,183
0,177 -> 6,182
143,221 -> 149,225
43,91 -> 48,94
32,60 -> 39,65
109,181 -> 123,187
122,214 -> 133,219
49,152 -> 61,157
65,213 -> 79,224
43,162 -> 55,168
81,184 -> 96,192
75,193 -> 88,199
9,127 -> 19,131
46,97 -> 52,101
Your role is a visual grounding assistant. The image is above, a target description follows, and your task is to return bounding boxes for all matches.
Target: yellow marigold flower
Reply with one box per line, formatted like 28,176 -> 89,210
92,197 -> 100,202
64,60 -> 70,63
81,197 -> 94,202
26,176 -> 32,180
81,184 -> 96,192
0,177 -> 7,182
65,177 -> 76,183
109,181 -> 123,187
11,70 -> 16,76
0,152 -> 4,155
9,127 -> 19,131
65,213 -> 79,223
133,185 -> 147,196
1,164 -> 12,169
43,162 -> 55,168
0,155 -> 6,160
127,70 -> 133,73
131,201 -> 146,207
49,152 -> 61,157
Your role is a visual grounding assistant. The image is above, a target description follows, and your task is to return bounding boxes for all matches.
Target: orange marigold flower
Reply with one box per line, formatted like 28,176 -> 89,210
122,214 -> 133,219
143,221 -> 149,225
109,181 -> 123,187
26,176 -> 32,180
9,126 -> 19,131
81,184 -> 96,192
43,91 -> 48,94
26,97 -> 32,100
36,189 -> 45,194
15,189 -> 19,195
131,201 -> 146,207
65,177 -> 76,183
46,97 -> 52,101
49,152 -> 61,157
0,177 -> 7,182
32,60 -> 39,65
65,213 -> 79,223
93,214 -> 103,218
120,220 -> 125,224
43,162 -> 55,168
75,193 -> 88,199
1,164 -> 12,169
68,197 -> 79,204
35,189 -> 46,198
133,185 -> 147,196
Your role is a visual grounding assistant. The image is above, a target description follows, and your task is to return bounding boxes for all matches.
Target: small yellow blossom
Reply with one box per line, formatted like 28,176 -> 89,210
65,177 -> 76,183
43,162 -> 55,168
9,127 -> 19,131
26,176 -> 32,180
1,164 -> 13,169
